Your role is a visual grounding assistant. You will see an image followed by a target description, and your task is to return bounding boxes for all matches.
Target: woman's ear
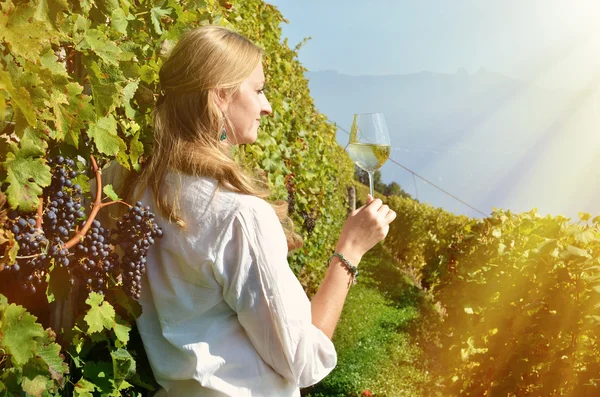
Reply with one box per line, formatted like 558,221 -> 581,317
212,88 -> 229,113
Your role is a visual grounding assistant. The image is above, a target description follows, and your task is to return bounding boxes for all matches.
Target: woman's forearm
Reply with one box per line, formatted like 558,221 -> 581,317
310,246 -> 362,339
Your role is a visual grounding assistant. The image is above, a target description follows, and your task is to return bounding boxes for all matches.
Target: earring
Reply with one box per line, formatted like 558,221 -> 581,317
220,127 -> 227,141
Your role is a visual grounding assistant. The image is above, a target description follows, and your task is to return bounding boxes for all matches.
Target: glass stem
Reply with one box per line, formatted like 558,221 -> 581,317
368,171 -> 374,197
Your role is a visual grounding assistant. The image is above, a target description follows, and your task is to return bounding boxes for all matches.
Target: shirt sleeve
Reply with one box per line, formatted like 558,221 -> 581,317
214,198 -> 337,387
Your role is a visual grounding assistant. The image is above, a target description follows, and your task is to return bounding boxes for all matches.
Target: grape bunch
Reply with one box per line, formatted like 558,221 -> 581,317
43,156 -> 84,268
5,214 -> 48,294
73,220 -> 116,295
113,202 -> 163,300
300,210 -> 316,235
2,155 -> 164,303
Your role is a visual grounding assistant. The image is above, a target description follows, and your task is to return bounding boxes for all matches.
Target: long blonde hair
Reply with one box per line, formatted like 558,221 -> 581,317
123,26 -> 302,249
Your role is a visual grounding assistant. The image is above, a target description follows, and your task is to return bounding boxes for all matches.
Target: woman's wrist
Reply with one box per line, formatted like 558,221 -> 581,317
333,242 -> 363,268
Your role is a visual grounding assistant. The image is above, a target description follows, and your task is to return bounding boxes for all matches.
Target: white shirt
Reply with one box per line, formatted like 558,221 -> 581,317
136,174 -> 337,396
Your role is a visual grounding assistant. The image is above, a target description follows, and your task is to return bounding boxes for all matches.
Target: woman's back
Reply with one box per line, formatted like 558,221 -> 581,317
137,174 -> 336,396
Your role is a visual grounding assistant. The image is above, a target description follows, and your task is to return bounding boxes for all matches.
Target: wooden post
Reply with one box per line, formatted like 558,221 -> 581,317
348,186 -> 356,213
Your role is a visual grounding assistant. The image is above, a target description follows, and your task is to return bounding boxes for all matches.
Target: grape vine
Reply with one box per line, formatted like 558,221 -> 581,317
2,155 -> 162,302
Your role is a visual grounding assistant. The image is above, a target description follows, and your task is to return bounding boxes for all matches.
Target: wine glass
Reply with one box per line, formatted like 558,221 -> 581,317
347,113 -> 391,197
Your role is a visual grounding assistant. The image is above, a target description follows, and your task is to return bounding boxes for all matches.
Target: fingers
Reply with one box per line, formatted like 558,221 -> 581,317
377,204 -> 389,213
365,197 -> 383,211
384,208 -> 397,223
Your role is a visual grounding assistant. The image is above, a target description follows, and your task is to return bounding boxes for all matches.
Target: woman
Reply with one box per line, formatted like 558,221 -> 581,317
126,26 -> 396,396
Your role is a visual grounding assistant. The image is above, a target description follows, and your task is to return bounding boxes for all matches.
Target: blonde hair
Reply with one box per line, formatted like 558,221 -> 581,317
123,26 -> 302,249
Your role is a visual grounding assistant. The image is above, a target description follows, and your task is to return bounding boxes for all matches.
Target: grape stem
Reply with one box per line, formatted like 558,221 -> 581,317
62,155 -> 130,250
35,197 -> 43,229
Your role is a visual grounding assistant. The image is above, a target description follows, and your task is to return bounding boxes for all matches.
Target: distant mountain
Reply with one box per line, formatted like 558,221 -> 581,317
305,69 -> 600,219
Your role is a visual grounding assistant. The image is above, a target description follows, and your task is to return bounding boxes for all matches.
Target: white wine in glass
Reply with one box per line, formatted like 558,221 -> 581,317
347,113 -> 391,197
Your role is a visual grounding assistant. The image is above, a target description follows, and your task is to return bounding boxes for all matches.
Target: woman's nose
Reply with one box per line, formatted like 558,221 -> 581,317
261,96 -> 272,116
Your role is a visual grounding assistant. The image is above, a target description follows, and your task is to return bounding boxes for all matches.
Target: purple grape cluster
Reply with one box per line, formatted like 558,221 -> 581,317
113,202 -> 163,300
5,214 -> 47,294
4,155 -> 163,301
73,220 -> 117,294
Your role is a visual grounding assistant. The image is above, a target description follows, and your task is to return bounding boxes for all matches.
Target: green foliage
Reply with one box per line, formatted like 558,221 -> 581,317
0,0 -> 355,394
304,246 -> 436,397
229,2 -> 354,292
379,184 -> 600,395
0,295 -> 68,396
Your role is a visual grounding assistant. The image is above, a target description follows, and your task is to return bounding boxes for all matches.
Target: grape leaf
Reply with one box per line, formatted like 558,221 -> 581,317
84,292 -> 116,334
0,303 -> 45,366
103,184 -> 121,201
111,8 -> 128,34
46,265 -> 72,303
0,70 -> 37,127
111,348 -> 135,383
0,1 -> 56,62
82,361 -> 112,394
129,133 -> 144,170
0,93 -> 5,123
87,115 -> 127,157
73,378 -> 96,397
21,357 -> 53,397
3,143 -> 52,211
150,7 -> 172,35
53,83 -> 94,146
34,0 -> 69,29
85,60 -> 124,116
84,29 -> 123,66
96,0 -> 120,15
114,320 -> 131,347
37,330 -> 68,382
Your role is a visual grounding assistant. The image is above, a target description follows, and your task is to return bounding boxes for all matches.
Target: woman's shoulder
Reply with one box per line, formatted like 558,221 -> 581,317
175,174 -> 274,221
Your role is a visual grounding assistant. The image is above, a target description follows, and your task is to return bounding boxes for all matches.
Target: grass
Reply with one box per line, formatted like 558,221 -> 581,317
302,244 -> 440,397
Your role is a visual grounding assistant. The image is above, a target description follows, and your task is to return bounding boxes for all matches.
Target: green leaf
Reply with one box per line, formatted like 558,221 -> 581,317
82,361 -> 112,394
113,318 -> 131,347
562,245 -> 591,260
3,145 -> 52,211
34,0 -> 69,29
111,8 -> 128,34
73,378 -> 96,397
0,304 -> 45,366
83,292 -> 116,334
53,83 -> 94,146
84,29 -> 123,65
111,348 -> 135,383
129,133 -> 144,169
150,7 -> 172,35
112,288 -> 142,319
21,357 -> 53,397
85,60 -> 125,116
579,212 -> 591,222
37,330 -> 68,382
0,70 -> 37,127
97,0 -> 120,15
46,265 -> 72,304
0,2 -> 56,61
103,184 -> 121,201
87,115 -> 127,157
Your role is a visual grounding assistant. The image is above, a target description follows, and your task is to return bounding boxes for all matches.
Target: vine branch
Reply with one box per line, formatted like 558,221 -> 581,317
35,197 -> 43,229
62,155 -> 130,250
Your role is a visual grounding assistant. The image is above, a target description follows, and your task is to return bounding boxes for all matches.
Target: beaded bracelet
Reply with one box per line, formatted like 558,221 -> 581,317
328,252 -> 359,285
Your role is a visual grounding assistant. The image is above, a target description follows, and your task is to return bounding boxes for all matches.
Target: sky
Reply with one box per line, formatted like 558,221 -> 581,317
265,1 -> 600,218
267,0 -> 600,90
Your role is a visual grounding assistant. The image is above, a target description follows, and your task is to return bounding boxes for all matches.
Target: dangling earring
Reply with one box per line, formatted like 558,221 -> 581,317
220,113 -> 227,141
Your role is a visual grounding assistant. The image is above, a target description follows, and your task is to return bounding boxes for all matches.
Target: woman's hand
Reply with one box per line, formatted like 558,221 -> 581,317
335,194 -> 396,265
